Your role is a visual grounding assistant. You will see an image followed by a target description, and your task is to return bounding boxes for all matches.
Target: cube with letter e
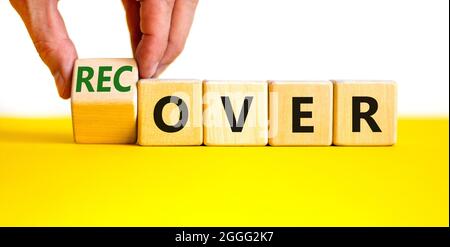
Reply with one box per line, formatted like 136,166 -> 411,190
269,81 -> 333,146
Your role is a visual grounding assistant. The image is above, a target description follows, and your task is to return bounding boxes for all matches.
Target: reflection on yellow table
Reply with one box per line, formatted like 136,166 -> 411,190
0,117 -> 448,226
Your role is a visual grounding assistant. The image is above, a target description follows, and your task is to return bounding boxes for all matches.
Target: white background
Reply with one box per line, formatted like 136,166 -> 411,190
0,0 -> 448,117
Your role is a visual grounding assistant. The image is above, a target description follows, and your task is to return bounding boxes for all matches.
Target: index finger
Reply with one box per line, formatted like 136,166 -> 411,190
136,0 -> 176,78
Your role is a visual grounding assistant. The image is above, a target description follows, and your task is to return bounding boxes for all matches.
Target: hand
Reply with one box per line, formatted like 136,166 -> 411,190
10,0 -> 199,99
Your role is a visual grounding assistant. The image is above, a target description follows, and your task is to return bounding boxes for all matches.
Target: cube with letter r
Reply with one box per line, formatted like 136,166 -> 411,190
333,80 -> 397,146
71,58 -> 138,144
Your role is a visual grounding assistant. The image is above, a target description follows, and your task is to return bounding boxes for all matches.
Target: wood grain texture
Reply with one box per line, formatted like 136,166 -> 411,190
269,81 -> 333,146
138,79 -> 203,146
71,58 -> 138,144
203,81 -> 268,146
333,80 -> 397,146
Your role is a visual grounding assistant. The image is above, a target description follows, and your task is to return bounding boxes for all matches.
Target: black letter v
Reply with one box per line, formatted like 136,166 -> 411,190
221,96 -> 253,132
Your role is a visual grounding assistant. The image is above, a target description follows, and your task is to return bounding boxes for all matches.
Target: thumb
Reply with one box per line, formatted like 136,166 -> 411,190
11,0 -> 78,99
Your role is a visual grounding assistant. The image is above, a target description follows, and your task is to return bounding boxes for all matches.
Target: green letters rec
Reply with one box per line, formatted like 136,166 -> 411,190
76,66 -> 133,93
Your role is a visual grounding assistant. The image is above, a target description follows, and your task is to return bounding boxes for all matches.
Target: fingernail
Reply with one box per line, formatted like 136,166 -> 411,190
154,64 -> 169,78
149,62 -> 159,78
140,63 -> 159,79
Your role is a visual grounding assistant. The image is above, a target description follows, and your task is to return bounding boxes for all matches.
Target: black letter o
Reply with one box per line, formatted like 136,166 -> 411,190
153,96 -> 189,133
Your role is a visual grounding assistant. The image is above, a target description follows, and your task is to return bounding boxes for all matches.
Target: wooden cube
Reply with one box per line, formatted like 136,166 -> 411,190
269,81 -> 333,146
71,58 -> 138,144
203,81 -> 268,146
333,80 -> 397,146
137,79 -> 203,146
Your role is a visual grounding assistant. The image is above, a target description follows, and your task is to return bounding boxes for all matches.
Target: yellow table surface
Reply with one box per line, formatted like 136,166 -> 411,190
0,117 -> 448,226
